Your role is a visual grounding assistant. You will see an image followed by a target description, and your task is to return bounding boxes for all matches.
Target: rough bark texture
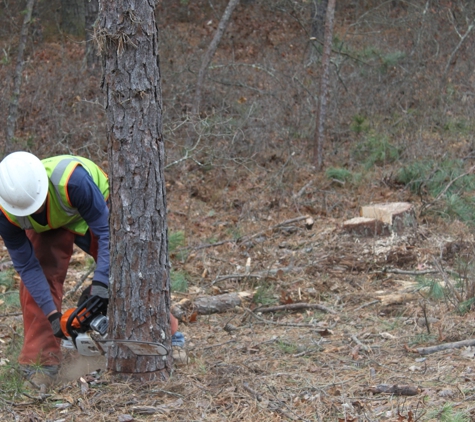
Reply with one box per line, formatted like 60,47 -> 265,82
85,0 -> 99,69
100,0 -> 172,381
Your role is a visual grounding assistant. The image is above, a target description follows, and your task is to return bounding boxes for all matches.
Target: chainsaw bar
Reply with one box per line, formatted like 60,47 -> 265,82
95,339 -> 168,356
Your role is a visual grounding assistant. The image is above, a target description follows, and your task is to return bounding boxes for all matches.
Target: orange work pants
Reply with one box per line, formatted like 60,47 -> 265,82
18,228 -> 97,366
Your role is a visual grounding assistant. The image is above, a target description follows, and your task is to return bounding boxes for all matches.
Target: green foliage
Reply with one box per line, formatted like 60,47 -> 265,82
426,402 -> 470,422
0,328 -> 25,398
396,159 -> 475,225
350,115 -> 370,134
416,273 -> 475,315
253,284 -> 277,306
325,167 -> 352,182
170,270 -> 188,293
380,51 -> 406,71
352,134 -> 400,169
355,47 -> 405,73
443,118 -> 472,134
276,340 -> 298,354
0,270 -> 20,311
169,230 -> 185,252
416,276 -> 445,301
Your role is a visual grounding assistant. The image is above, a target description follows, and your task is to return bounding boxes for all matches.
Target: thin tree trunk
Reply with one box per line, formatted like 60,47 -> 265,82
99,0 -> 172,381
60,0 -> 85,36
85,0 -> 99,70
313,0 -> 336,169
311,0 -> 328,44
4,0 -> 35,156
191,0 -> 240,117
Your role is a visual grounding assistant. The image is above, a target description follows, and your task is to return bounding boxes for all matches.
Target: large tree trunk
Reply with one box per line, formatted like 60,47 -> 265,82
100,0 -> 172,381
84,0 -> 99,70
60,0 -> 85,36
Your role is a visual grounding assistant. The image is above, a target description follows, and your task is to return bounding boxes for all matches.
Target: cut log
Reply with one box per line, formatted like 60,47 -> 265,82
360,202 -> 417,234
342,216 -> 388,237
171,293 -> 242,321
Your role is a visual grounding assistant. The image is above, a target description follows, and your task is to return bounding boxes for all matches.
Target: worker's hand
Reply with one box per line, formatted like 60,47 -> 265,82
48,311 -> 66,339
78,280 -> 109,309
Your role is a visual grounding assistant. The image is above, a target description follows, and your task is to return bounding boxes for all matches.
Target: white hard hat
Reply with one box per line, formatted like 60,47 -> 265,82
0,152 -> 48,217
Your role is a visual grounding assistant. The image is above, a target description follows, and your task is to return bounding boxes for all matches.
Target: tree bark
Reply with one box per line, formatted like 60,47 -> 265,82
313,0 -> 335,169
85,0 -> 99,70
4,0 -> 35,156
60,0 -> 85,36
191,0 -> 240,117
311,0 -> 328,44
100,0 -> 172,381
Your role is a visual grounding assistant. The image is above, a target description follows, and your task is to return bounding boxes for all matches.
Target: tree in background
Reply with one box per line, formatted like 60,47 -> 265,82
313,0 -> 335,169
311,0 -> 328,45
60,0 -> 85,36
85,0 -> 99,69
99,0 -> 172,381
4,0 -> 35,156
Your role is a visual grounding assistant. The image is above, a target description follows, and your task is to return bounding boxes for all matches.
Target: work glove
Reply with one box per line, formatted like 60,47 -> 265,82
48,311 -> 66,339
78,280 -> 109,312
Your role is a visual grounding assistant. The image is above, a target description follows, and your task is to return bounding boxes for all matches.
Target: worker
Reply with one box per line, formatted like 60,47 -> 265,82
0,151 -> 179,389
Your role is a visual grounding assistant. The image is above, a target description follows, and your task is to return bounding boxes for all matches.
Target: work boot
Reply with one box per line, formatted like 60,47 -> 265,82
20,365 -> 59,392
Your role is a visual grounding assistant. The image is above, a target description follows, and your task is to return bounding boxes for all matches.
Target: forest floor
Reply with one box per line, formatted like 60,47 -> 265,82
1,160 -> 475,422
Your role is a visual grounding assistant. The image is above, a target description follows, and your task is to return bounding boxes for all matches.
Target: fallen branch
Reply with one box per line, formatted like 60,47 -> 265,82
212,266 -> 306,285
415,338 -> 475,355
368,384 -> 420,396
372,268 -> 438,276
255,302 -> 336,315
421,164 -> 475,214
351,334 -> 372,352
64,264 -> 96,298
171,293 -> 242,321
355,300 -> 380,311
186,215 -> 310,252
242,382 -> 263,402
245,308 -> 318,328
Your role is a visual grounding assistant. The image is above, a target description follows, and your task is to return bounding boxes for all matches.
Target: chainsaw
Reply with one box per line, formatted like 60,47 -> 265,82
60,296 -> 168,357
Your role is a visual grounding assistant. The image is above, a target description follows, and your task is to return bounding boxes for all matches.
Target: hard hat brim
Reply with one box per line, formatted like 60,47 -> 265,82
0,152 -> 49,217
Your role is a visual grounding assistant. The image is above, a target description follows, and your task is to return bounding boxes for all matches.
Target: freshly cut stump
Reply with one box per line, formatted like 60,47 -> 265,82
360,202 -> 417,234
343,202 -> 417,237
342,216 -> 388,236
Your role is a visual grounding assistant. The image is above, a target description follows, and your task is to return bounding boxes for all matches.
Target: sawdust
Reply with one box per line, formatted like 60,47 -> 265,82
56,352 -> 107,383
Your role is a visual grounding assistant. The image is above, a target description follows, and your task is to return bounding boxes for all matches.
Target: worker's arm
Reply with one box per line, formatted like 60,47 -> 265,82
0,215 -> 57,316
67,166 -> 109,287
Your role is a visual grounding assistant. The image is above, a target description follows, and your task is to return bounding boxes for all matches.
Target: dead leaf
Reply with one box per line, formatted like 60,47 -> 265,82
280,291 -> 293,304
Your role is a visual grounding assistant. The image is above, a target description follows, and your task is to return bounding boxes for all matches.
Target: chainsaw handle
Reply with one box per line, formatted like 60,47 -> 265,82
65,296 -> 107,343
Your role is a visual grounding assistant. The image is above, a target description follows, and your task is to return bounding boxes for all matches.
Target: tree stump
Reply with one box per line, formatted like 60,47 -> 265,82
342,217 -> 388,237
343,202 -> 416,237
361,202 -> 417,233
